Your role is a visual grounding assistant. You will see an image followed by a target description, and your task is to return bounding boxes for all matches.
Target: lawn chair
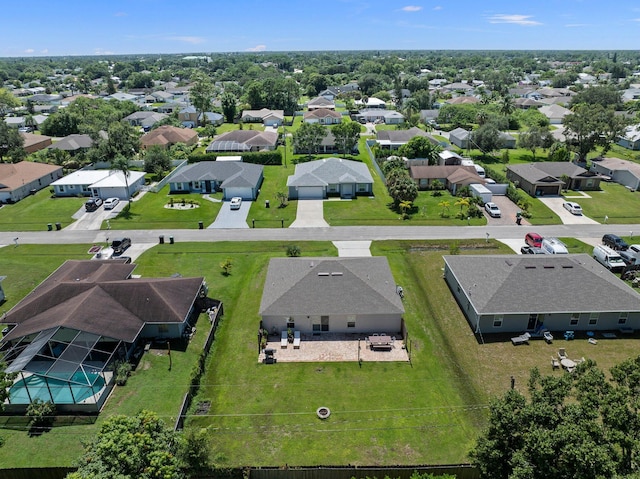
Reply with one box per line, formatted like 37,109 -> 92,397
281,330 -> 288,348
558,348 -> 567,360
293,330 -> 301,349
551,356 -> 560,370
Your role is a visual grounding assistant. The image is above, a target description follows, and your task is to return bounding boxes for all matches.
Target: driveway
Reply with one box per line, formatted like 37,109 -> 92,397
538,197 -> 599,225
208,200 -> 251,229
484,196 -> 529,226
333,241 -> 372,257
65,201 -> 126,231
290,200 -> 329,228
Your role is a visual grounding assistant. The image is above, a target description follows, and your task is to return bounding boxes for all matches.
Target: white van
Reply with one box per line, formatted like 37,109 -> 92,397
593,244 -> 626,272
474,164 -> 486,178
541,237 -> 568,254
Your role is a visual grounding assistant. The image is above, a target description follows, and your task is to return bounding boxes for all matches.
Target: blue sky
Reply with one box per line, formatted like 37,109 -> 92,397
2,0 -> 639,57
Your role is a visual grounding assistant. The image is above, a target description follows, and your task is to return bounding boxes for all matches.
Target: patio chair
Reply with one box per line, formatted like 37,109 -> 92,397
551,356 -> 560,370
293,330 -> 301,349
558,348 -> 567,360
281,330 -> 288,348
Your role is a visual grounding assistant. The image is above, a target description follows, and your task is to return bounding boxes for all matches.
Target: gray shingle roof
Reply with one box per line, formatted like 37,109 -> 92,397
259,257 -> 404,317
171,161 -> 263,189
444,254 -> 640,315
286,157 -> 373,187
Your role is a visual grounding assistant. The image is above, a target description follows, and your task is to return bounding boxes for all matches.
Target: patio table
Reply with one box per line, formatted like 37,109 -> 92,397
561,358 -> 576,369
369,335 -> 392,350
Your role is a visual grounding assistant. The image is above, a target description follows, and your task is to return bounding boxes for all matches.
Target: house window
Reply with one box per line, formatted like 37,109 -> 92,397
286,319 -> 295,329
57,185 -> 65,193
357,184 -> 367,192
589,313 -> 599,325
347,322 -> 355,328
493,315 -> 503,328
177,183 -> 183,191
570,312 -> 580,325
328,184 -> 338,193
618,312 -> 629,325
193,181 -> 201,189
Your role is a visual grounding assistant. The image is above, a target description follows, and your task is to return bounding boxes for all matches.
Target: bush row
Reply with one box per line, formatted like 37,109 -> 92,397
187,151 -> 282,165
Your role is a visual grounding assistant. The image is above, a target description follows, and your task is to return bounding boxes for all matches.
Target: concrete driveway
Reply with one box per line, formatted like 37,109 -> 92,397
290,200 -> 329,228
65,201 -> 126,231
538,197 -> 599,225
209,200 -> 250,229
333,241 -> 372,257
484,196 -> 529,226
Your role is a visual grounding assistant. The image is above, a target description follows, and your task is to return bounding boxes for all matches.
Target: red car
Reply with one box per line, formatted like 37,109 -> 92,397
525,232 -> 543,248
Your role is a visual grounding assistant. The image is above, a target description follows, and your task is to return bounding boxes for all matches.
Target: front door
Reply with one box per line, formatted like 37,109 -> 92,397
321,316 -> 329,332
527,314 -> 543,331
204,181 -> 212,193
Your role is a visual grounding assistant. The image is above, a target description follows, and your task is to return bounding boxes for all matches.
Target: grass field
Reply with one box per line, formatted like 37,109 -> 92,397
569,182 -> 640,224
0,189 -> 85,232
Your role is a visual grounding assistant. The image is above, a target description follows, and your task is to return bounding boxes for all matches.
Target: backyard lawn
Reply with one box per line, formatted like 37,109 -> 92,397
0,188 -> 85,232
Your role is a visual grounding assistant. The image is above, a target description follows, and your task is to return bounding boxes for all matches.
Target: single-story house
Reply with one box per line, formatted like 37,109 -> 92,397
506,162 -> 600,197
0,259 -> 206,412
318,83 -> 359,101
287,157 -> 373,199
303,108 -> 342,125
355,109 -> 405,124
444,254 -> 640,335
409,165 -> 483,193
178,107 -> 224,128
169,161 -> 263,200
355,97 -> 387,109
617,125 -> 640,151
0,161 -> 63,203
539,104 -> 571,124
259,257 -> 404,335
307,96 -> 335,111
240,108 -> 284,127
206,130 -> 278,153
449,128 -> 471,149
122,111 -> 167,129
51,169 -> 146,199
419,109 -> 440,124
376,127 -> 438,150
20,132 -> 52,153
445,96 -> 479,105
48,134 -> 95,154
590,157 -> 640,191
140,125 -> 198,149
499,132 -> 517,149
4,116 -> 25,129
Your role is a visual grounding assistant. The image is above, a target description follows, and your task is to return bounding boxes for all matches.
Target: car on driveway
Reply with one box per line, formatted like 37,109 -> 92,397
521,245 -> 545,254
229,197 -> 242,210
619,250 -> 639,266
525,232 -> 543,248
103,197 -> 119,210
484,202 -> 501,218
111,237 -> 131,255
563,201 -> 582,215
85,197 -> 103,212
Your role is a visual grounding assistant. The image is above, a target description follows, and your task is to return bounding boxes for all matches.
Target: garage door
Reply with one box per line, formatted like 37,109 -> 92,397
297,186 -> 324,199
224,187 -> 252,200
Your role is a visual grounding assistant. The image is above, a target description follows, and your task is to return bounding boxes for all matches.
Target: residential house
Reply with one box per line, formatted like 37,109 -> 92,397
514,97 -> 543,109
355,109 -> 404,124
287,157 -> 373,199
499,132 -> 517,149
444,254 -> 640,335
419,109 -> 440,125
318,83 -> 359,100
0,161 -> 63,203
617,125 -> 640,150
376,127 -> 438,150
178,106 -> 198,126
307,96 -> 335,111
107,92 -> 140,102
206,130 -> 278,153
539,104 -> 571,124
122,111 -> 167,129
48,134 -> 94,154
303,108 -> 342,125
168,161 -> 263,200
4,116 -> 25,129
259,257 -> 404,335
140,125 -> 198,149
441,82 -> 474,94
355,97 -> 387,109
409,165 -> 483,193
20,132 -> 53,153
590,157 -> 640,191
449,128 -> 471,149
51,169 -> 146,200
0,259 -> 205,412
506,162 -> 600,197
240,108 -> 284,127
445,96 -> 479,105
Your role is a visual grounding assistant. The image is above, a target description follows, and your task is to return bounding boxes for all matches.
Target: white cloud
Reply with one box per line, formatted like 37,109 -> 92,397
166,36 -> 205,44
433,6 -> 442,10
24,48 -> 34,54
94,48 -> 114,55
488,14 -> 542,26
401,5 -> 422,12
246,44 -> 267,52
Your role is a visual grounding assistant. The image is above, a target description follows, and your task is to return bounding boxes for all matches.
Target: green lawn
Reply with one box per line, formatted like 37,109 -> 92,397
567,182 -> 640,224
248,163 -> 297,228
106,185 -> 221,230
0,189 -> 85,232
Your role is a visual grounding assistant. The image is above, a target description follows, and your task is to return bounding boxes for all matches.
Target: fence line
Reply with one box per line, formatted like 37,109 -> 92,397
249,464 -> 478,479
151,159 -> 189,193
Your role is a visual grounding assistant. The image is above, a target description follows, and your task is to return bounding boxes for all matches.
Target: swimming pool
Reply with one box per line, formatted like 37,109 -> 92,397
9,372 -> 107,405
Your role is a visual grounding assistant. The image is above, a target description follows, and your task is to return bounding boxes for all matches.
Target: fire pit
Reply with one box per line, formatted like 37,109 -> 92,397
316,407 -> 330,419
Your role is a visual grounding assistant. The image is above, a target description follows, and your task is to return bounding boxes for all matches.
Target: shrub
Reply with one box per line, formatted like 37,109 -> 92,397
26,399 -> 55,429
286,245 -> 301,257
115,361 -> 132,386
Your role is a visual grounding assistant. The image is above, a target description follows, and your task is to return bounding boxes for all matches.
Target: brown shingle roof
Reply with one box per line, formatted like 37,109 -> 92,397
0,161 -> 62,192
141,125 -> 198,148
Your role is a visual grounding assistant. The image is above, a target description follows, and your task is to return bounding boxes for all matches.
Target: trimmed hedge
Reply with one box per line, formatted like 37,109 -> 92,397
188,151 -> 282,165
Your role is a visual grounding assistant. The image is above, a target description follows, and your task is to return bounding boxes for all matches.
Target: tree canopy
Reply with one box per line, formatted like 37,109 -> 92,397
563,103 -> 628,161
293,122 -> 327,156
398,135 -> 442,164
331,121 -> 361,156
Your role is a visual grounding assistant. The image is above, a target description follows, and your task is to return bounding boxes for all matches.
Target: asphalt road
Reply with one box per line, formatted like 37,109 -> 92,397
3,223 -> 638,246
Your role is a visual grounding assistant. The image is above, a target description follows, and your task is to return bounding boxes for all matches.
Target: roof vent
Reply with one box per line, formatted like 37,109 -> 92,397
562,265 -> 574,269
525,266 -> 536,269
317,272 -> 329,276
543,265 -> 555,269
331,272 -> 343,276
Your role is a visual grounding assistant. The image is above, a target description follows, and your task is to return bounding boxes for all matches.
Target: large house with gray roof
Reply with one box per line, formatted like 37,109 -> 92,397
259,257 -> 405,335
590,157 -> 640,191
287,157 -> 373,199
376,127 -> 438,150
444,254 -> 640,335
506,162 -> 600,197
206,130 -> 278,153
169,161 -> 263,200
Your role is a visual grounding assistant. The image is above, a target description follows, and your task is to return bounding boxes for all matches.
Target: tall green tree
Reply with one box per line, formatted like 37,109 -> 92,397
293,122 -> 327,157
0,122 -> 24,162
111,155 -> 132,211
563,103 -> 627,161
0,87 -> 20,116
143,145 -> 171,176
93,121 -> 140,162
518,126 -> 553,160
331,121 -> 361,156
189,71 -> 215,127
386,169 -> 418,207
398,136 -> 442,164
220,91 -> 237,123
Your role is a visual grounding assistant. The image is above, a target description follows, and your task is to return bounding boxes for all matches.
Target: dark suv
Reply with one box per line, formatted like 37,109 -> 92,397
111,237 -> 131,255
85,197 -> 103,212
602,234 -> 628,251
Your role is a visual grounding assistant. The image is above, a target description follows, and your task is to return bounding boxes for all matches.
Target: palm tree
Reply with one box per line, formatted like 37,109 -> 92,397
111,155 -> 131,211
499,95 -> 515,117
438,200 -> 451,217
454,197 -> 470,213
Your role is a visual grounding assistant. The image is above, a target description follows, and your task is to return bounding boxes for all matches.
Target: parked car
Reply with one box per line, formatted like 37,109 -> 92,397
628,244 -> 640,256
111,237 -> 131,255
619,250 -> 639,266
525,232 -> 543,248
84,197 -> 103,212
103,197 -> 119,210
593,244 -> 626,273
229,197 -> 242,210
484,202 -> 501,218
602,234 -> 629,251
18,126 -> 33,133
541,237 -> 568,254
563,201 -> 582,215
521,245 -> 545,254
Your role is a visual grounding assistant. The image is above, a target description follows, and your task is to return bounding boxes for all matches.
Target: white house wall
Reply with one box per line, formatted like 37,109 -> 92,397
261,314 -> 402,335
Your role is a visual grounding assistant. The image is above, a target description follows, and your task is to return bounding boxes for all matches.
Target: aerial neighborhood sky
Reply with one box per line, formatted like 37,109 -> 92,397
2,0 -> 639,57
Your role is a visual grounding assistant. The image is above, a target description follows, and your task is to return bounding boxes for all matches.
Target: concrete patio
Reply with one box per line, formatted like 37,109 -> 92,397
258,333 -> 409,363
